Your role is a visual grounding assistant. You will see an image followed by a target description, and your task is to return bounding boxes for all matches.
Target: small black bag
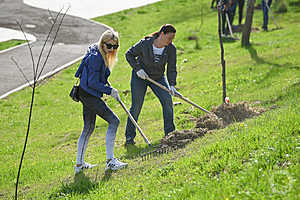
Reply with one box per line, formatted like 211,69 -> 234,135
69,79 -> 80,102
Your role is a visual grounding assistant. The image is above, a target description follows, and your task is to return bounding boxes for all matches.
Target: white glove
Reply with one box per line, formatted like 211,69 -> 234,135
136,69 -> 149,80
170,86 -> 180,96
110,88 -> 120,101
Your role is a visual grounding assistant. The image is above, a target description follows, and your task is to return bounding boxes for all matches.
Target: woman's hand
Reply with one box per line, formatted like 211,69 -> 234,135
170,86 -> 181,97
136,69 -> 149,80
110,88 -> 120,101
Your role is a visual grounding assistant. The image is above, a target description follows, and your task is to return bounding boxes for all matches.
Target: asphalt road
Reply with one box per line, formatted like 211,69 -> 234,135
0,0 -> 108,98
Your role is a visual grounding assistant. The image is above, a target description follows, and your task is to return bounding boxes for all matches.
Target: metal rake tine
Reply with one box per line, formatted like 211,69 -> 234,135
141,150 -> 147,161
145,152 -> 148,160
141,153 -> 144,161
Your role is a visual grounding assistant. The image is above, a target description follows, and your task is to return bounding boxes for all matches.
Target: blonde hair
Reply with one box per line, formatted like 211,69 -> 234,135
98,29 -> 119,70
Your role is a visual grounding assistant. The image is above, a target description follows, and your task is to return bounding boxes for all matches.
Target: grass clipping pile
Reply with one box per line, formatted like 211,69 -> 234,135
159,101 -> 264,149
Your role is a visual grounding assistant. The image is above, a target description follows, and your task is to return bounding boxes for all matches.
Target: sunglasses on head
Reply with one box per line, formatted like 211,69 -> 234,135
105,43 -> 119,49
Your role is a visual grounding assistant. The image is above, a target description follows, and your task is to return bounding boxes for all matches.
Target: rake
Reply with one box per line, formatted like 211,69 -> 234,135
225,13 -> 239,40
117,98 -> 151,147
140,145 -> 181,161
145,77 -> 213,115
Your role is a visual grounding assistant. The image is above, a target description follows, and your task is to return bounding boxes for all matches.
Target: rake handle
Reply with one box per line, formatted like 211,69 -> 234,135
117,99 -> 151,147
146,77 -> 212,114
264,0 -> 279,28
225,13 -> 234,38
177,95 -> 211,114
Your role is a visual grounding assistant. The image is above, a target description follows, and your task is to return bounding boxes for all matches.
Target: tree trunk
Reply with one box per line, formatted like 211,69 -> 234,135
242,0 -> 256,47
217,4 -> 226,103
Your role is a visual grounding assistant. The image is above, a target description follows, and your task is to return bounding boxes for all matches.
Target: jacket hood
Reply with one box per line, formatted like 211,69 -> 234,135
86,43 -> 100,55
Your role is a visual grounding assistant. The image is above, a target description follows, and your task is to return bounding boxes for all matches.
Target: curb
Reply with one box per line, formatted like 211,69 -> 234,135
0,55 -> 84,99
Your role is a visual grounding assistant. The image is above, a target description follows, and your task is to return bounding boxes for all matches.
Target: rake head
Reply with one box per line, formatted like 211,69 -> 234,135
140,145 -> 183,161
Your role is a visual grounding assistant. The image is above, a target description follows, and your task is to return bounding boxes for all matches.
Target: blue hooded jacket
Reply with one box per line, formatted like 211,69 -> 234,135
75,44 -> 112,98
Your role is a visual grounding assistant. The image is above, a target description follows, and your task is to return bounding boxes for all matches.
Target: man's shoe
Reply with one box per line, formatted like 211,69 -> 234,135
262,26 -> 268,31
125,139 -> 135,146
105,158 -> 128,171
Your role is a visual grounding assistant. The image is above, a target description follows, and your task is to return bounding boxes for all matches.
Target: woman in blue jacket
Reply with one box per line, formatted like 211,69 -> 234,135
124,24 -> 178,145
74,29 -> 127,174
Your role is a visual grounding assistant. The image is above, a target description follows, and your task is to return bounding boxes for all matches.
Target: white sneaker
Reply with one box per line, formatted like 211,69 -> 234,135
105,158 -> 128,171
82,162 -> 98,169
74,162 -> 98,174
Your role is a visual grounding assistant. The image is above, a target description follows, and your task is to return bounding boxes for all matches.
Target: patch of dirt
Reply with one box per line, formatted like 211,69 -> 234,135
232,24 -> 260,33
160,128 -> 208,149
156,101 -> 265,150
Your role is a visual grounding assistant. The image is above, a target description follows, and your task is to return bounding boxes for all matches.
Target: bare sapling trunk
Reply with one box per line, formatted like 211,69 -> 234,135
217,1 -> 226,103
242,0 -> 256,47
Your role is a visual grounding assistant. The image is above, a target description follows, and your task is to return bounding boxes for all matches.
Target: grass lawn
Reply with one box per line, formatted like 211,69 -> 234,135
0,40 -> 26,51
0,0 -> 299,199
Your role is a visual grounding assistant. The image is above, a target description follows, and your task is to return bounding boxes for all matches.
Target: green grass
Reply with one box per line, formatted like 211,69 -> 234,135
0,40 -> 26,51
0,0 -> 299,199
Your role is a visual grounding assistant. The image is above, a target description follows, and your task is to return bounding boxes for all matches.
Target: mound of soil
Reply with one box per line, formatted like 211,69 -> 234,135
156,101 -> 264,150
196,101 -> 262,129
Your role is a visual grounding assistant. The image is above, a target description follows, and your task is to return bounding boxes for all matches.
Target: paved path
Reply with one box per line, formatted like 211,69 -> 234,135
0,0 -> 108,98
24,0 -> 162,19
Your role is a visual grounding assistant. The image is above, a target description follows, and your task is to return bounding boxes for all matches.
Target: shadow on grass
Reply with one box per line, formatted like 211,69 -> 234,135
260,81 -> 300,105
48,172 -> 98,199
49,169 -> 114,199
222,36 -> 238,43
121,139 -> 162,160
246,44 -> 265,64
246,44 -> 300,83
